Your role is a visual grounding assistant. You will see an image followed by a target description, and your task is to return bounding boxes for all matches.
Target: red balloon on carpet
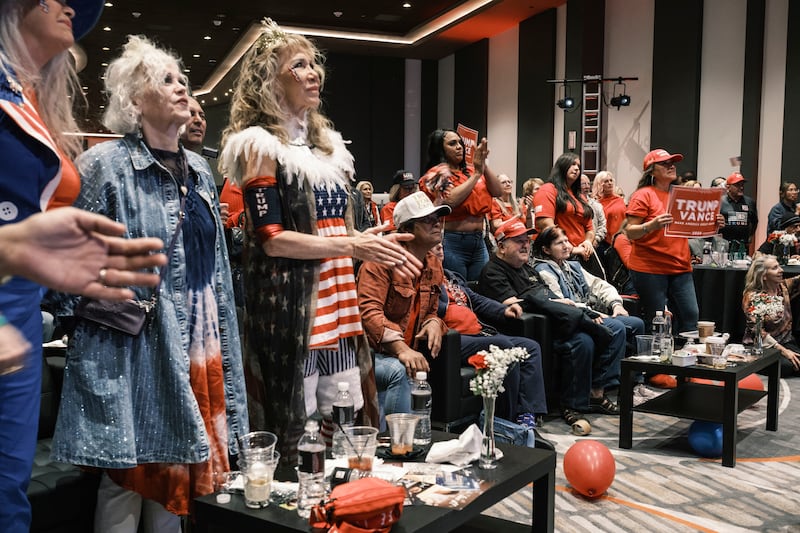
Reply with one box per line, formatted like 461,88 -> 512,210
563,440 -> 616,498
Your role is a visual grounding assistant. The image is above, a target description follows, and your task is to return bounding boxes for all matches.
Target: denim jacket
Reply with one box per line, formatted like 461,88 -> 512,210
51,135 -> 248,467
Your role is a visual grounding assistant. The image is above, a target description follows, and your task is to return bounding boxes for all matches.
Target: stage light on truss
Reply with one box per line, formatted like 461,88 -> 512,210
610,81 -> 631,109
556,84 -> 574,110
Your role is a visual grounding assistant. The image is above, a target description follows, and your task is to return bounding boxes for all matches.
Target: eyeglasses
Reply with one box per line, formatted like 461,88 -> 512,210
416,214 -> 441,225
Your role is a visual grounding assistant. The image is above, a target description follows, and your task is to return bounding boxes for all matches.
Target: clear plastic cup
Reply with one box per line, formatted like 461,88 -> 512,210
238,450 -> 280,508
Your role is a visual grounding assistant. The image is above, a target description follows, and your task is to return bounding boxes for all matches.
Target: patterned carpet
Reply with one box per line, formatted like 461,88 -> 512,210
482,376 -> 800,532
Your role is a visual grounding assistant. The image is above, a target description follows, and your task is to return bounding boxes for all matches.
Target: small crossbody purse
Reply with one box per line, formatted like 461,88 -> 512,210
74,192 -> 187,336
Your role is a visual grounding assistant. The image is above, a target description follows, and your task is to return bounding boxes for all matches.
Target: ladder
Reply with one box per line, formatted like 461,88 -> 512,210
581,74 -> 602,180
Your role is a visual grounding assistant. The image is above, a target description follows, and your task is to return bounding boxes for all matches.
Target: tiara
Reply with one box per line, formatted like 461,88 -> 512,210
255,18 -> 287,52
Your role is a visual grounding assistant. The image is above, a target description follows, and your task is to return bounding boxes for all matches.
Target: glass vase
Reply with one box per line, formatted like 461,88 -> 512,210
479,395 -> 498,469
752,316 -> 764,356
777,244 -> 790,265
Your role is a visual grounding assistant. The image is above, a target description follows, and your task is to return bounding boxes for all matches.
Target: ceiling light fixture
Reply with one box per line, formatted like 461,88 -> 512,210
203,35 -> 211,40
194,0 -> 495,96
132,12 -> 141,18
402,2 -> 412,8
104,2 -> 112,6
103,26 -> 111,31
193,54 -> 200,58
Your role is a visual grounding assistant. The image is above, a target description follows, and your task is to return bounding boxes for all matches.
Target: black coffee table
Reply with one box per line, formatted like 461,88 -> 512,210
194,431 -> 556,532
619,349 -> 780,467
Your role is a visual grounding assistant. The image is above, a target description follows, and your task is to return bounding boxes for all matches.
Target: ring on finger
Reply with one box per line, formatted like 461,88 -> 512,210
98,268 -> 108,285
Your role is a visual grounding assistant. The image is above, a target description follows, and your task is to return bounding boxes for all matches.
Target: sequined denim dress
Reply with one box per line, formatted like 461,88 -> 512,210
50,135 -> 248,468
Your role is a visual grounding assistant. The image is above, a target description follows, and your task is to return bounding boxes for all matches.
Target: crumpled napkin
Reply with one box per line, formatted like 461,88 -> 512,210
425,424 -> 502,466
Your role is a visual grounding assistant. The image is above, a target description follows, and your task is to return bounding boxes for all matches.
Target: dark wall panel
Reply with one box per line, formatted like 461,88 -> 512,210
517,9 -> 557,181
650,0 -> 703,172
740,0 -> 764,200
781,0 -> 800,180
454,39 -> 489,138
323,54 -> 405,189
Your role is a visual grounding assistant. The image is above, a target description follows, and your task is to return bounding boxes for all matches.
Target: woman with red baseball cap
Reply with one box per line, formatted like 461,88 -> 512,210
624,149 -> 723,337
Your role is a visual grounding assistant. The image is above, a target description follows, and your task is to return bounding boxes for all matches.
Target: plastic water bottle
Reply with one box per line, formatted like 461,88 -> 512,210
651,311 -> 666,359
297,420 -> 326,519
331,381 -> 355,459
411,371 -> 432,446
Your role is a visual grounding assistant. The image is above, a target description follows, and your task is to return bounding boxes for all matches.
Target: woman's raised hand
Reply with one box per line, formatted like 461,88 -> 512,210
354,227 -> 421,278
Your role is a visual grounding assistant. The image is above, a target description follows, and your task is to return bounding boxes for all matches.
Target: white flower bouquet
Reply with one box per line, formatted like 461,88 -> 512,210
467,345 -> 530,398
746,291 -> 784,322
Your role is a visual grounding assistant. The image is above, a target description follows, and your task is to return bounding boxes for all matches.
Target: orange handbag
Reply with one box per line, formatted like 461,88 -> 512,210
309,477 -> 406,533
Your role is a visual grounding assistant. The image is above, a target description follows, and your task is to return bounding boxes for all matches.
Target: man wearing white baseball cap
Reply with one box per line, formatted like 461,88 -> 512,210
358,192 -> 451,413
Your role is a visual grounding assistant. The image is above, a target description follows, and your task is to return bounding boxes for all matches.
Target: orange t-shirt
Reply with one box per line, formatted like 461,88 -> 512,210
599,195 -> 627,245
533,182 -> 592,245
220,178 -> 244,229
626,186 -> 691,274
24,91 -> 80,209
381,202 -> 397,231
419,166 -> 492,222
490,197 -> 528,226
442,283 -> 482,335
47,155 -> 80,209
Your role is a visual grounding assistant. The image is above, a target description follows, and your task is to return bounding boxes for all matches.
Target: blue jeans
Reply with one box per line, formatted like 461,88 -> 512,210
458,334 -> 547,419
374,354 -> 411,415
554,316 -> 627,412
0,311 -> 42,533
630,270 -> 699,334
442,230 -> 489,281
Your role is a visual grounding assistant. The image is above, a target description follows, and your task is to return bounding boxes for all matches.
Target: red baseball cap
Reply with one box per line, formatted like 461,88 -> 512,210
643,149 -> 684,171
494,219 -> 535,242
726,172 -> 746,185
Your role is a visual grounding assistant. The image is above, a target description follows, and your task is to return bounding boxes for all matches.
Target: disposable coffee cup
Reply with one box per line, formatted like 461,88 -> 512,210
697,321 -> 715,341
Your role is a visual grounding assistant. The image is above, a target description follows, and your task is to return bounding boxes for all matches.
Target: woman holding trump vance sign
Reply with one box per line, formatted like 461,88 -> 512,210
624,149 -> 724,335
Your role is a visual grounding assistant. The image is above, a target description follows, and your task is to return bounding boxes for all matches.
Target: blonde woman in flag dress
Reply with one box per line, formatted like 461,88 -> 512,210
220,19 -> 420,459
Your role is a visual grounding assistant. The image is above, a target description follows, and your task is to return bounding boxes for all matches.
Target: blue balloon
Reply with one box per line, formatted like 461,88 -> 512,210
687,421 -> 723,458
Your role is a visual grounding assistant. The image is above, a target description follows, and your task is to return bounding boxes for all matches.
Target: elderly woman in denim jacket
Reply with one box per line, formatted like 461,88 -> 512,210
532,226 -> 645,379
49,35 -> 248,532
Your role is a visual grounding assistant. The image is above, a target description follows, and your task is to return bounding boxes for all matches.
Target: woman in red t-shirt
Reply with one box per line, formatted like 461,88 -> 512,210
489,173 -> 530,232
594,171 -> 627,252
419,129 -> 502,281
625,149 -> 723,334
533,153 -> 601,276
